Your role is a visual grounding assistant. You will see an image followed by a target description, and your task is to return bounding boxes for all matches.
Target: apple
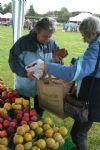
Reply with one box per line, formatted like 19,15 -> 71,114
7,117 -> 12,122
2,91 -> 8,100
5,99 -> 11,103
0,99 -> 4,106
30,109 -> 37,117
30,116 -> 38,122
17,110 -> 23,115
7,126 -> 15,136
0,137 -> 9,146
4,103 -> 12,111
17,113 -> 22,120
11,97 -> 16,103
22,116 -> 29,122
0,117 -> 4,123
3,120 -> 10,128
0,123 -> 3,129
17,110 -> 23,119
10,121 -> 17,128
7,91 -> 14,99
24,112 -> 29,117
14,134 -> 24,144
21,120 -> 27,125
23,108 -> 29,113
0,130 -> 7,138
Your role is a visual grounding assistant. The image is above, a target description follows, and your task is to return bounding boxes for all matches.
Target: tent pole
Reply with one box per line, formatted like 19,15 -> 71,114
12,0 -> 25,43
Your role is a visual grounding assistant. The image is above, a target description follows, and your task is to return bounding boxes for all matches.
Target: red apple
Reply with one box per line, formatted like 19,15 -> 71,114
10,121 -> 17,128
7,117 -> 12,122
30,116 -> 38,122
21,120 -> 27,125
3,120 -> 10,128
7,92 -> 14,99
23,108 -> 29,113
11,97 -> 16,103
17,113 -> 23,120
0,99 -> 4,106
17,110 -> 23,115
24,112 -> 29,117
22,116 -> 29,122
0,123 -> 3,129
0,130 -> 7,137
0,117 -> 4,123
30,109 -> 37,117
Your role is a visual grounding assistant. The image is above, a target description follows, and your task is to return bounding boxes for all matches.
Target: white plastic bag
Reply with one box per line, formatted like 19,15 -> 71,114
25,59 -> 44,79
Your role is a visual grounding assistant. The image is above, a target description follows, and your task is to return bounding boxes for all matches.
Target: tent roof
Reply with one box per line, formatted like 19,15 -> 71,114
0,13 -> 3,18
2,13 -> 12,19
69,12 -> 93,22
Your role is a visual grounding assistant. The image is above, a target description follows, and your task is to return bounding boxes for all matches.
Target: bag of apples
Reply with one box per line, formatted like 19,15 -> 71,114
37,78 -> 71,118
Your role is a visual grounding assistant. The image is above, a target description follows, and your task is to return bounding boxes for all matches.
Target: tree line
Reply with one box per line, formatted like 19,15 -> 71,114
0,2 -> 100,23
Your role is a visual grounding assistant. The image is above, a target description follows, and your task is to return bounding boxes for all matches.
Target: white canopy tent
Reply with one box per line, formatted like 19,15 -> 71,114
69,12 -> 93,22
12,0 -> 25,43
0,13 -> 3,18
2,13 -> 12,19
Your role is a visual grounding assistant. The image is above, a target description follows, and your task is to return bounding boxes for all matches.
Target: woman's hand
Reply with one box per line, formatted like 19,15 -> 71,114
53,48 -> 68,62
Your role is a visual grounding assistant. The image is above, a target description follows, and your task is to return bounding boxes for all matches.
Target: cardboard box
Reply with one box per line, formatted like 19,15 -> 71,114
37,79 -> 71,118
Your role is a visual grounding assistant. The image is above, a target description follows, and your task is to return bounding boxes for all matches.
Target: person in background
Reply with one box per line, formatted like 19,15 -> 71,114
39,16 -> 100,150
9,17 -> 65,117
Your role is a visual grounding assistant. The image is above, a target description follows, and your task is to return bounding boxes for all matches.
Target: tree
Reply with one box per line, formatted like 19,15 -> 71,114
26,5 -> 37,16
57,7 -> 71,22
0,4 -> 3,13
71,11 -> 82,17
3,2 -> 12,14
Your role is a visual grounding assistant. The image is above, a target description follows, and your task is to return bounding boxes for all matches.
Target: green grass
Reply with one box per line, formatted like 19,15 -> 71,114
0,26 -> 100,150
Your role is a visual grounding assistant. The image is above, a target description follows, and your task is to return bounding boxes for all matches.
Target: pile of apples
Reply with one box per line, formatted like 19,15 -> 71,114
13,118 -> 68,150
0,99 -> 38,150
0,79 -> 19,107
0,80 -> 68,150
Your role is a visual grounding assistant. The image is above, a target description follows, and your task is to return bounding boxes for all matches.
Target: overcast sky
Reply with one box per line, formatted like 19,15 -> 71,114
0,0 -> 100,14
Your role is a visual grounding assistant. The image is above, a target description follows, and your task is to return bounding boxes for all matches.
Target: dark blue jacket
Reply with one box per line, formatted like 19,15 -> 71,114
9,32 -> 59,97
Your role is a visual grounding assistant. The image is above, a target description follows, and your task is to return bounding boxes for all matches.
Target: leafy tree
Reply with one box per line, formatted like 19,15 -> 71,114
57,7 -> 70,22
26,5 -> 37,16
0,4 -> 3,13
3,2 -> 12,14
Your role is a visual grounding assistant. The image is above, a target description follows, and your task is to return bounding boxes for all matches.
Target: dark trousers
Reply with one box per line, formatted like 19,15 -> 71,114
70,120 -> 93,150
19,95 -> 44,117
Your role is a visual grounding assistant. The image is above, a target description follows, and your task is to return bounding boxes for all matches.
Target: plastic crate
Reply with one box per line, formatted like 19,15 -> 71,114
58,138 -> 75,150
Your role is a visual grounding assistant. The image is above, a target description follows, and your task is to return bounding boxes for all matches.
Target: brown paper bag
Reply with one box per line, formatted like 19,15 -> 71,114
37,79 -> 70,118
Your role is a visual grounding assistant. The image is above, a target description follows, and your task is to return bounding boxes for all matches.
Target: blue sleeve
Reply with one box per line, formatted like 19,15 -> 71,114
47,63 -> 77,81
47,41 -> 99,81
74,42 -> 99,81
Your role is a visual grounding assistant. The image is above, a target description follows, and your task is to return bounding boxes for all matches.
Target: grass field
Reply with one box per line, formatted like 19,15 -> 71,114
0,26 -> 100,150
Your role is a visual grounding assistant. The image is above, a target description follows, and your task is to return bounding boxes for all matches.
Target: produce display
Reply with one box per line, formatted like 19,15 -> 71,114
0,80 -> 68,150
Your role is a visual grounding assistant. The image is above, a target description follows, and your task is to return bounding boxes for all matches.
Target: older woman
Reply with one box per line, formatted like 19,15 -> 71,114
9,17 -> 61,116
41,16 -> 100,150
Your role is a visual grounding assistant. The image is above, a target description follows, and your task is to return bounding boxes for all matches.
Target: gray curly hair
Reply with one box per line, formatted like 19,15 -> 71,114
79,16 -> 100,37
